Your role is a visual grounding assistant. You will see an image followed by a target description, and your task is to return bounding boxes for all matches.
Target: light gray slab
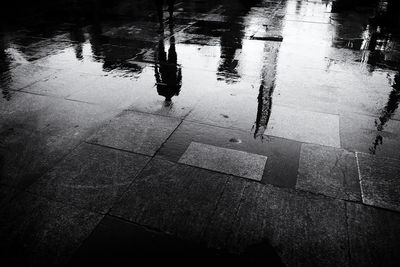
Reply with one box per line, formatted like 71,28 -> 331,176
296,144 -> 361,201
356,153 -> 400,212
264,105 -> 340,148
178,142 -> 267,181
87,110 -> 181,156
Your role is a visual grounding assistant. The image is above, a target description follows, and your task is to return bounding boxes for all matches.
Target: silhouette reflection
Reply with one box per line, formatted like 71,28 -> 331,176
154,23 -> 182,106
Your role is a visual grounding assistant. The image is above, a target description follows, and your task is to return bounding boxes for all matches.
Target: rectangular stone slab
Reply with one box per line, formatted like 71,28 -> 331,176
178,142 -> 267,181
296,144 -> 361,201
87,110 -> 181,156
356,153 -> 400,212
264,105 -> 340,148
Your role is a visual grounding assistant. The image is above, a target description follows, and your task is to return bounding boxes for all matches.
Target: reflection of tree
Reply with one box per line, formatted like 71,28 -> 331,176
155,24 -> 182,105
370,73 -> 400,154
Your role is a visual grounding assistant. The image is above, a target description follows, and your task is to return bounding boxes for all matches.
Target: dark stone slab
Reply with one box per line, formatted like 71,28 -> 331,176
357,153 -> 400,212
204,179 -> 349,267
347,203 -> 400,267
296,144 -> 361,201
156,121 -> 301,188
112,158 -> 348,267
28,143 -> 150,214
88,110 -> 181,156
0,127 -> 80,189
0,185 -> 18,209
0,191 -> 103,266
69,215 -> 284,267
110,158 -> 229,241
1,92 -> 118,139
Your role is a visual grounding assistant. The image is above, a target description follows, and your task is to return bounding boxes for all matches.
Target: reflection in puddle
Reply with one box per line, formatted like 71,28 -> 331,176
1,0 -> 400,156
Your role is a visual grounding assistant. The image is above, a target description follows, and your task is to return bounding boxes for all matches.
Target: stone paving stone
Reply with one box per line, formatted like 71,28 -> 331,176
69,215 -> 284,266
296,144 -> 361,201
0,185 -> 18,209
22,71 -> 100,98
28,143 -> 150,214
340,113 -> 400,160
265,105 -> 341,148
157,121 -> 301,188
0,127 -> 81,189
0,91 -> 52,131
66,74 -> 148,110
1,93 -> 119,139
347,202 -> 400,267
87,110 -> 181,156
0,64 -> 57,91
35,98 -> 120,140
110,158 -> 229,241
204,178 -> 349,267
356,153 -> 400,212
0,191 -> 103,267
179,142 -> 267,181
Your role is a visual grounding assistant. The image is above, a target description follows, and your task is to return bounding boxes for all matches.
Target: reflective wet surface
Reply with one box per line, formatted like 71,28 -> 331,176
1,0 -> 400,266
1,0 -> 399,157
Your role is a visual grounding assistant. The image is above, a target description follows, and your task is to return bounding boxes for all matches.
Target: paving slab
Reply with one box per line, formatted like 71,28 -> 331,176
22,71 -> 100,97
0,64 -> 57,91
340,113 -> 400,160
296,144 -> 361,201
28,143 -> 150,214
265,105 -> 341,148
0,185 -> 19,209
347,202 -> 400,267
0,191 -> 103,266
1,93 -> 119,139
69,215 -> 283,266
87,110 -> 181,156
204,179 -> 349,267
0,127 -> 80,189
356,153 -> 400,212
179,142 -> 267,181
157,120 -> 301,188
112,158 -> 348,267
0,91 -> 52,131
111,158 -> 229,241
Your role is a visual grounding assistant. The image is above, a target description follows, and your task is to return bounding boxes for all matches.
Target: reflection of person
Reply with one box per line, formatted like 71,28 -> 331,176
155,0 -> 175,23
154,24 -> 182,105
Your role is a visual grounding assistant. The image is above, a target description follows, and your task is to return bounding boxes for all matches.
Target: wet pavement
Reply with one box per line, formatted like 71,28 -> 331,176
1,0 -> 400,266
